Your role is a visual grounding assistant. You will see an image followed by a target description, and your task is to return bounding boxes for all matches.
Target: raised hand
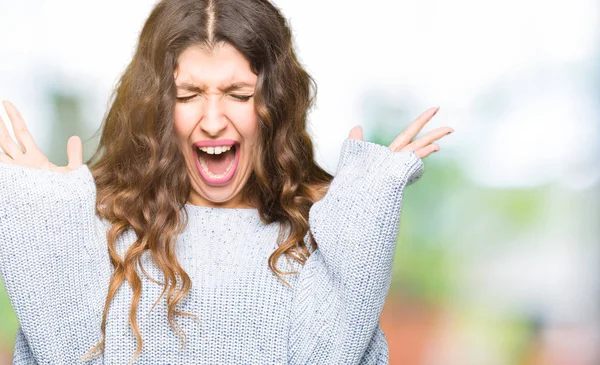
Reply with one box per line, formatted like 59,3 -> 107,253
0,100 -> 82,173
348,106 -> 454,159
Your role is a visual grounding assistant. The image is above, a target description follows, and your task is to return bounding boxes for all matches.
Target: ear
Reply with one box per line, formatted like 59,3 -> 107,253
348,125 -> 363,141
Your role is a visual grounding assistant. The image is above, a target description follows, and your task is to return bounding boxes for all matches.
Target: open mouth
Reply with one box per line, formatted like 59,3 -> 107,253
194,143 -> 239,186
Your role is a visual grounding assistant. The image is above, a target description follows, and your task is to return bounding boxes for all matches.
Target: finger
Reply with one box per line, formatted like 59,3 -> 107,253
413,144 -> 440,159
389,106 -> 439,152
348,125 -> 363,141
399,127 -> 453,153
0,105 -> 23,159
0,152 -> 13,164
2,100 -> 40,154
66,136 -> 83,169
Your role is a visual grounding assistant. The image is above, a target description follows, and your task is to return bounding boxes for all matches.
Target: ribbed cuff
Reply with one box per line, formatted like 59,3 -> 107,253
0,162 -> 96,201
336,138 -> 425,186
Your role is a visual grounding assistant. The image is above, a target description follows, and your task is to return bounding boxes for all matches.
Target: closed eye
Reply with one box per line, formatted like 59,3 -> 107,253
230,94 -> 253,102
176,95 -> 198,103
176,94 -> 254,103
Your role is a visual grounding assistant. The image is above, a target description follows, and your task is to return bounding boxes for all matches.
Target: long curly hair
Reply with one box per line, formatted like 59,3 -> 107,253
81,0 -> 333,362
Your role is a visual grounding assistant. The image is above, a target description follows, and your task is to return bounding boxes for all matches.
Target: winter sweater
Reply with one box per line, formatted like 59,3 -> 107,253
0,138 -> 424,364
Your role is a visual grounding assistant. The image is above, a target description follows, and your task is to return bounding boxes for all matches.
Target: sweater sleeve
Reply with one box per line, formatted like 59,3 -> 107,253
287,138 -> 424,364
0,163 -> 106,364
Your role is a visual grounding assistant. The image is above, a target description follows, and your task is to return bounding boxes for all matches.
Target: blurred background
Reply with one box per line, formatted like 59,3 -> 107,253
0,0 -> 598,364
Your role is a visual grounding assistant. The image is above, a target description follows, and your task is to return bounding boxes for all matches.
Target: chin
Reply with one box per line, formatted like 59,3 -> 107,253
190,181 -> 248,208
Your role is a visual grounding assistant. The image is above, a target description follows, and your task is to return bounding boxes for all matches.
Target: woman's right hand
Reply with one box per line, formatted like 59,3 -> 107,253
0,100 -> 82,173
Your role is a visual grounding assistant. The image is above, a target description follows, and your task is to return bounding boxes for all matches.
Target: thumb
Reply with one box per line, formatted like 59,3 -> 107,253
348,125 -> 363,141
66,136 -> 83,169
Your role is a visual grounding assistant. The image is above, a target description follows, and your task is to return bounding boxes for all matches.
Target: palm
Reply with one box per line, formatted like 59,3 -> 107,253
348,106 -> 454,159
0,101 -> 82,173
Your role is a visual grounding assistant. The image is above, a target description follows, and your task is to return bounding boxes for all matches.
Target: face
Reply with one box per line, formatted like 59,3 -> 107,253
174,43 -> 259,209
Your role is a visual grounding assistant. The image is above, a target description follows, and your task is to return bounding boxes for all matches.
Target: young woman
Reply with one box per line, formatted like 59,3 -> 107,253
0,0 -> 453,363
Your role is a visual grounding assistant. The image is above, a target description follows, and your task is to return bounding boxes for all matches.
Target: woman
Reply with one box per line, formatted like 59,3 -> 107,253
0,0 -> 453,363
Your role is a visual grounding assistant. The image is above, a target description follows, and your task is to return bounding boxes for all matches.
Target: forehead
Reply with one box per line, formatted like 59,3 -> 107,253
174,43 -> 256,86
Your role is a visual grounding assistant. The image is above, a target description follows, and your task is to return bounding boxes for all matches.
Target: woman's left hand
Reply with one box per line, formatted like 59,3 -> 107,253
348,106 -> 453,159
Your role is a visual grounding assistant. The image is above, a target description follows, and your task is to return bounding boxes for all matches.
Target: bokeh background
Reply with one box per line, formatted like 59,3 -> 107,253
0,0 -> 598,364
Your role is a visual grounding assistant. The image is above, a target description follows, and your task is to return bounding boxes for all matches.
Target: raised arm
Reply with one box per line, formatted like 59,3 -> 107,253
0,101 -> 106,363
288,107 -> 453,364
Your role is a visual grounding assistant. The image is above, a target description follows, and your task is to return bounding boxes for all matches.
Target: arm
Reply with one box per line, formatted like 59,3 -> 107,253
0,101 -> 107,361
288,138 -> 424,364
0,162 -> 106,363
361,325 -> 390,364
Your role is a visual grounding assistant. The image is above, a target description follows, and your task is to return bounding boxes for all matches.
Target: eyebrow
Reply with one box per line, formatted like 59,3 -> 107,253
176,82 -> 255,93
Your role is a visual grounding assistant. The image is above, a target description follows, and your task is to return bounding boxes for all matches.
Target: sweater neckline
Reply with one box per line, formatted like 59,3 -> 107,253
184,203 -> 261,219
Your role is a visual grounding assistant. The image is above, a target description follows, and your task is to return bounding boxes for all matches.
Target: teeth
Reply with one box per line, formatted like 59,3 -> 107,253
198,145 -> 232,155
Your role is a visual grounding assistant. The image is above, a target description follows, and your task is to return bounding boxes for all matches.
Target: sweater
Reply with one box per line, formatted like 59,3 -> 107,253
0,138 -> 424,364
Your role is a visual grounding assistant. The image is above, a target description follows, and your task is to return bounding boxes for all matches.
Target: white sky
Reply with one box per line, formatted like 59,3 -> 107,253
0,0 -> 598,188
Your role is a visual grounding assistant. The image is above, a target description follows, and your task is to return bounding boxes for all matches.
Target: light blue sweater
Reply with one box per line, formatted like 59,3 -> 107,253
0,138 -> 424,364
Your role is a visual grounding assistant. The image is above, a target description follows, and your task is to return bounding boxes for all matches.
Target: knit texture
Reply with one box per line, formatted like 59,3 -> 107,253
0,138 -> 424,364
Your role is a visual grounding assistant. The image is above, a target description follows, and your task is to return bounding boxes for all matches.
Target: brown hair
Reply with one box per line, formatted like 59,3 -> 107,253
81,0 -> 332,363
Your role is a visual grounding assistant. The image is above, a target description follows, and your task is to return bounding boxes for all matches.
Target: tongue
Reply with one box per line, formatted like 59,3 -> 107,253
203,148 -> 235,175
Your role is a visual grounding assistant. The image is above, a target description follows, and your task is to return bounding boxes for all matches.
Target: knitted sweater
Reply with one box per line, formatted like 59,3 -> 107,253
0,138 -> 424,364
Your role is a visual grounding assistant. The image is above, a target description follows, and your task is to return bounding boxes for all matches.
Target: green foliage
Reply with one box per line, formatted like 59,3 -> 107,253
390,158 -> 463,303
0,280 -> 18,352
365,102 -> 547,313
45,90 -> 99,166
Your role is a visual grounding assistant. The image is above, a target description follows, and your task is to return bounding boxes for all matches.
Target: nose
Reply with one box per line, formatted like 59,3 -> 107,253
199,95 -> 227,137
